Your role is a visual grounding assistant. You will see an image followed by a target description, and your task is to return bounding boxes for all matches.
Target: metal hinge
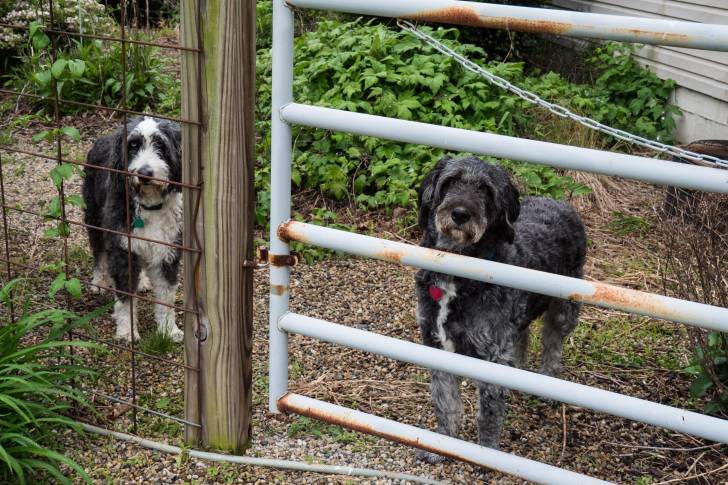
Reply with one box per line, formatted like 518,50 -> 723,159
243,246 -> 300,269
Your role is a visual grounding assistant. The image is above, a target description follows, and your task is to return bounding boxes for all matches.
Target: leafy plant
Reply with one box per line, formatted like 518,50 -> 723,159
686,332 -> 728,414
254,17 -> 679,225
0,279 -> 102,484
30,124 -> 85,240
6,22 -> 176,114
589,42 -> 679,144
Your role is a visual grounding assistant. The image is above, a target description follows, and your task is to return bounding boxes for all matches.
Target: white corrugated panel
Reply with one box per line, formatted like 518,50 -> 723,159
551,0 -> 728,142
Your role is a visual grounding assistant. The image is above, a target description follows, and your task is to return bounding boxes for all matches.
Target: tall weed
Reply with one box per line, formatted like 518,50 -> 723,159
0,279 -> 103,484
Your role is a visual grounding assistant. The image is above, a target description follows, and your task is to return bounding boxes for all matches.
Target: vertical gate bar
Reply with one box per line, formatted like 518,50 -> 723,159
0,150 -> 14,321
119,0 -> 138,431
268,0 -> 294,413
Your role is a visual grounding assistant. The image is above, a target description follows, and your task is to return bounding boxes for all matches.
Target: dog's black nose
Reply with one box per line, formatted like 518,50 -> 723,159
136,166 -> 153,179
451,207 -> 471,225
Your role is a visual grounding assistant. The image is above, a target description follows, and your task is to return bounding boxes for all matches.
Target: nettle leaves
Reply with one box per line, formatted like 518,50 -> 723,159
41,262 -> 83,300
28,22 -> 88,98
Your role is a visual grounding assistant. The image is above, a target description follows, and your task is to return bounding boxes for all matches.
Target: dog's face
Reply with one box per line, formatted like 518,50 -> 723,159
119,117 -> 181,206
419,157 -> 520,250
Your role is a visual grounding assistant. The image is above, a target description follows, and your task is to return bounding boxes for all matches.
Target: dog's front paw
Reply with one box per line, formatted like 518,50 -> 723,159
416,449 -> 448,465
157,317 -> 184,343
166,325 -> 184,343
114,327 -> 140,343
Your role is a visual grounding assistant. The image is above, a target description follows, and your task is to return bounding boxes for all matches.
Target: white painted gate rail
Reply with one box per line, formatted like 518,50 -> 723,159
268,1 -> 728,483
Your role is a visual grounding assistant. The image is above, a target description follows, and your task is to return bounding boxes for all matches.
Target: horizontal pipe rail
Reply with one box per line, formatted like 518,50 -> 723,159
287,0 -> 728,51
278,392 -> 611,485
278,221 -> 728,332
279,313 -> 728,445
280,103 -> 728,193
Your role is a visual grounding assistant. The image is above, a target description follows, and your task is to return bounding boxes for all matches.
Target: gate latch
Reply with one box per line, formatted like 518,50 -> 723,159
244,246 -> 300,269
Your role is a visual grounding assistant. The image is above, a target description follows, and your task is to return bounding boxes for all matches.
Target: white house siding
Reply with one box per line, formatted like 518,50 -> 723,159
551,0 -> 728,143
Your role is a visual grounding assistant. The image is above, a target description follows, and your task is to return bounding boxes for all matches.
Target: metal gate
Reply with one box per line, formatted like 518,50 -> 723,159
267,1 -> 728,483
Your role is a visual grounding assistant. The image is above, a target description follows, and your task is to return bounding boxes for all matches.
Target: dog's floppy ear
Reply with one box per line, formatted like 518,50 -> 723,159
418,156 -> 451,232
490,166 -> 521,245
158,120 -> 181,157
157,120 -> 182,188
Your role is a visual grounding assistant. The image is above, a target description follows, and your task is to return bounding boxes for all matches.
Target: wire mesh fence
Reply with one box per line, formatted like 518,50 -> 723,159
0,0 -> 202,438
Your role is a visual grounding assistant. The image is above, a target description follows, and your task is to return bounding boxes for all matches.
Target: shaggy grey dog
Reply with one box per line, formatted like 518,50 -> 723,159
83,116 -> 183,343
415,156 -> 586,461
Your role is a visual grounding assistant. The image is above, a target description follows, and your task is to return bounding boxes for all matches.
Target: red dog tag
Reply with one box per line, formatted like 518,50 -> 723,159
429,285 -> 443,301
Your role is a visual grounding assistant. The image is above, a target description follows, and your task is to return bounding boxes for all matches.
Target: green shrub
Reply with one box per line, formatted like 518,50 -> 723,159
5,22 -> 176,114
589,42 -> 679,144
0,0 -> 115,62
256,0 -> 273,50
686,332 -> 728,414
255,20 -> 628,221
0,279 -> 103,484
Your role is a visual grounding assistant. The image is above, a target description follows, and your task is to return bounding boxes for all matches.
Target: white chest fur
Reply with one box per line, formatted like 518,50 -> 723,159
434,281 -> 457,352
119,192 -> 182,266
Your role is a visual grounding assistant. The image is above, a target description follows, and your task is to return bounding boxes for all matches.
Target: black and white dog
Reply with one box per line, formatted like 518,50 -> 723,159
415,156 -> 586,460
83,116 -> 184,343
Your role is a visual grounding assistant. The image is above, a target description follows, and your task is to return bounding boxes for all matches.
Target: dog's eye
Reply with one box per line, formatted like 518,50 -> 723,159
128,140 -> 140,150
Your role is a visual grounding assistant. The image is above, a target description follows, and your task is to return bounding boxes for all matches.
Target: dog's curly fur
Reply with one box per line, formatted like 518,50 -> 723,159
83,116 -> 183,343
415,156 -> 587,461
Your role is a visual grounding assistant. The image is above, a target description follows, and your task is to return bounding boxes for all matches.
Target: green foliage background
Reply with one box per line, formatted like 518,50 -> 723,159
253,6 -> 679,225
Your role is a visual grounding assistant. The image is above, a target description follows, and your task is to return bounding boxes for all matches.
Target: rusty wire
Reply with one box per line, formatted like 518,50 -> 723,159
0,21 -> 201,52
0,144 -> 202,190
0,0 -> 205,436
0,257 -> 198,313
0,204 -> 200,253
0,88 -> 201,126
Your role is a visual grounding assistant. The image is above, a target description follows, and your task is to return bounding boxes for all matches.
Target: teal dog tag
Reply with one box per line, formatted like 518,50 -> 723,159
132,216 -> 145,229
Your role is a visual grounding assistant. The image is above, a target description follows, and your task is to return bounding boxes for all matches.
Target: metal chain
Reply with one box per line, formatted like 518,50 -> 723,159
397,20 -> 728,169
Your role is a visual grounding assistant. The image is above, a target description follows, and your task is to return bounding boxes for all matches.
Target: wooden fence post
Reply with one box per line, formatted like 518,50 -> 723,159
181,0 -> 255,452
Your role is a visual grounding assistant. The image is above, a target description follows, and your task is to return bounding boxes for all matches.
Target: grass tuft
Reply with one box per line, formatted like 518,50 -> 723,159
139,331 -> 179,355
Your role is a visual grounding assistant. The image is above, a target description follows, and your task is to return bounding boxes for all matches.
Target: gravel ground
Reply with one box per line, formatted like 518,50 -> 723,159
1,104 -> 727,484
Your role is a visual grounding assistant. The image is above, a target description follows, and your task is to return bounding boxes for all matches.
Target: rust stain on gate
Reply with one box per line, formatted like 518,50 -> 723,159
406,6 -> 694,44
277,393 -> 483,468
408,6 -> 572,35
568,282 -> 688,322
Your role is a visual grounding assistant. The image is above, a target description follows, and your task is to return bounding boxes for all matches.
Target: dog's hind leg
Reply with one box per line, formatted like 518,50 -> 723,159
417,370 -> 462,464
540,299 -> 580,378
152,258 -> 183,343
476,380 -> 507,450
514,326 -> 530,369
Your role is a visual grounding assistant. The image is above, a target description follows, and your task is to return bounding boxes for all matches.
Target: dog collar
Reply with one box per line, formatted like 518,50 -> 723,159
140,202 -> 164,211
